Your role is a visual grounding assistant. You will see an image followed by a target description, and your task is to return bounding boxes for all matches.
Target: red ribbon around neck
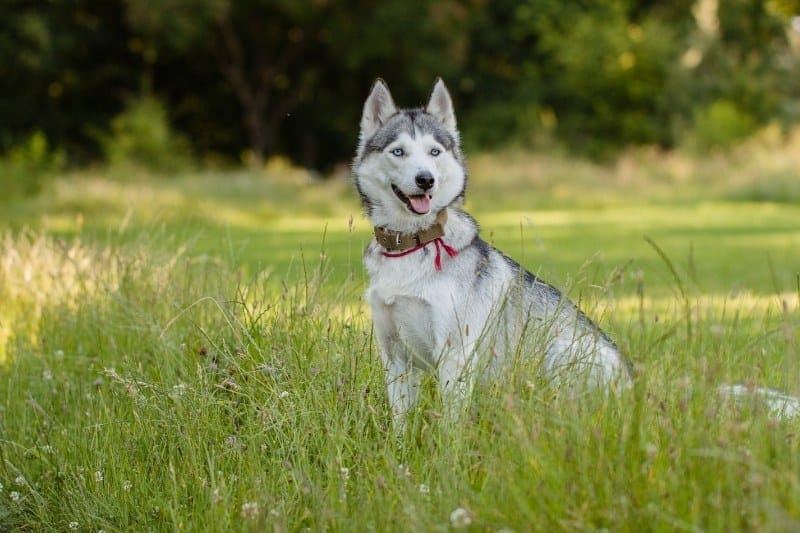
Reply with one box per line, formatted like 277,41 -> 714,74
381,237 -> 458,271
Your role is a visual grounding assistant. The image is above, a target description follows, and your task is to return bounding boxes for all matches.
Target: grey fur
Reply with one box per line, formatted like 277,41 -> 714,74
362,110 -> 462,160
354,79 -> 633,428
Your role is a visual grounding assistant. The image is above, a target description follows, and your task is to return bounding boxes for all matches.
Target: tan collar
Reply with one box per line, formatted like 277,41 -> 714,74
374,210 -> 448,252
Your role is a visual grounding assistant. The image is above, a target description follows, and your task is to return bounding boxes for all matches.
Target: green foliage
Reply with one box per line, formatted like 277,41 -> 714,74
100,94 -> 193,173
542,8 -> 684,155
0,132 -> 65,200
1,0 -> 799,168
0,0 -> 143,161
692,99 -> 757,151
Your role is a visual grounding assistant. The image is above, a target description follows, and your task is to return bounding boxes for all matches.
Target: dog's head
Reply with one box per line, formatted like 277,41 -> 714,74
353,78 -> 466,232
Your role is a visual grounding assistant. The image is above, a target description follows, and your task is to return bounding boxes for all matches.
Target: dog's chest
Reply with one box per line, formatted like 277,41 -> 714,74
366,261 -> 462,364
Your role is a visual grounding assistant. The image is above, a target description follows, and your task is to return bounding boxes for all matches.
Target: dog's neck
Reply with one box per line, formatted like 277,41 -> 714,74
373,209 -> 448,251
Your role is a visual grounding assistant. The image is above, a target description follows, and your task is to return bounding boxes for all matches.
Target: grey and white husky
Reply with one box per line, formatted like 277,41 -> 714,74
353,78 -> 631,426
352,78 -> 798,426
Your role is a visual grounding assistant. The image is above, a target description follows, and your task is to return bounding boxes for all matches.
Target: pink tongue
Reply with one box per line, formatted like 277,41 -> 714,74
409,195 -> 431,214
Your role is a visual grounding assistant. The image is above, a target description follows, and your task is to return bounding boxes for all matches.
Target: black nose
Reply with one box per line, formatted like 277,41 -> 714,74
415,171 -> 435,191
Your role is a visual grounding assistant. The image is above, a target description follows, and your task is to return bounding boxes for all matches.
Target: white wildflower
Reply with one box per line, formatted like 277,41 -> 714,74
169,383 -> 187,400
340,467 -> 350,481
68,522 -> 79,530
54,350 -> 65,360
43,369 -> 53,381
0,481 -> 3,492
418,484 -> 430,494
94,471 -> 103,482
10,491 -> 21,503
14,475 -> 25,486
241,501 -> 260,519
450,507 -> 473,529
122,480 -> 132,491
279,391 -> 290,399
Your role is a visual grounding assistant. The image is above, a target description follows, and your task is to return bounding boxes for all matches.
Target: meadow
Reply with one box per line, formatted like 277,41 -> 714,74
1,138 -> 800,531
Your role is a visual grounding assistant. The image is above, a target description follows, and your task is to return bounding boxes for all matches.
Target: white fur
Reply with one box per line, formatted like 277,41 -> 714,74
354,79 -> 800,428
356,130 -> 464,234
354,79 -> 631,428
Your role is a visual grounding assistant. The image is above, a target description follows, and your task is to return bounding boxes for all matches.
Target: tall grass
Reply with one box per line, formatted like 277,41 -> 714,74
2,225 -> 799,531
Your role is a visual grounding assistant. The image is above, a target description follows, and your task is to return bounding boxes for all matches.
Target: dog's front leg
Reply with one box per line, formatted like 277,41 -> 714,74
385,356 -> 421,430
436,339 -> 478,420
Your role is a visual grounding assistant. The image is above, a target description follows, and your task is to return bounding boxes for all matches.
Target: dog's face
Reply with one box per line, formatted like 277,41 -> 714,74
353,79 -> 466,232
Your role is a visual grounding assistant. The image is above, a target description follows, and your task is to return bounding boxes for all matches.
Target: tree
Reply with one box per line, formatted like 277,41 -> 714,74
0,0 -> 141,160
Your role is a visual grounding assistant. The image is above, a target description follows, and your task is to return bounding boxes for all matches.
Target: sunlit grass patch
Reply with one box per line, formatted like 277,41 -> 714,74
0,231 -> 121,362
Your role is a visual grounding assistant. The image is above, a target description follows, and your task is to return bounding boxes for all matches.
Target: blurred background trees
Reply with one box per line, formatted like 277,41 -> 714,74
1,0 -> 799,175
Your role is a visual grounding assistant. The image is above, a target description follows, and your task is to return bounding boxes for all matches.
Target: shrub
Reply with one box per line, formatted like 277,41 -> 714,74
692,99 -> 757,152
100,94 -> 193,174
0,132 -> 65,200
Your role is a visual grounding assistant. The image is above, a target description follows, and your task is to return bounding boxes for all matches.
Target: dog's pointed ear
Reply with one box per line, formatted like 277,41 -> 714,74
425,78 -> 457,134
360,79 -> 397,140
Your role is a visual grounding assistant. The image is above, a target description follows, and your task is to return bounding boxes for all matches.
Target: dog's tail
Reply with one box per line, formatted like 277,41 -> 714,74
717,384 -> 800,419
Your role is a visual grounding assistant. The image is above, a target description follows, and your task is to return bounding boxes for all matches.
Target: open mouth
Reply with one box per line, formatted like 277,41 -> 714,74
392,184 -> 431,215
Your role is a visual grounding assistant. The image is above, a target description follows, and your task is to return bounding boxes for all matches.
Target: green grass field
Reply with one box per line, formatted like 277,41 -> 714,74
1,145 -> 800,531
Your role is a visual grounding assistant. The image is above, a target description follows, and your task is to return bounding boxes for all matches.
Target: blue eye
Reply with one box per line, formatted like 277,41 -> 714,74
391,148 -> 404,157
430,148 -> 441,157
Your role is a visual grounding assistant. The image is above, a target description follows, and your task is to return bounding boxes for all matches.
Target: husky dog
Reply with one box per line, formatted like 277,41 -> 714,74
353,78 -> 632,426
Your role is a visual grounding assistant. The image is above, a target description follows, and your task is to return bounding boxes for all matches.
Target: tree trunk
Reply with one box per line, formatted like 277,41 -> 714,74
214,11 -> 302,166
